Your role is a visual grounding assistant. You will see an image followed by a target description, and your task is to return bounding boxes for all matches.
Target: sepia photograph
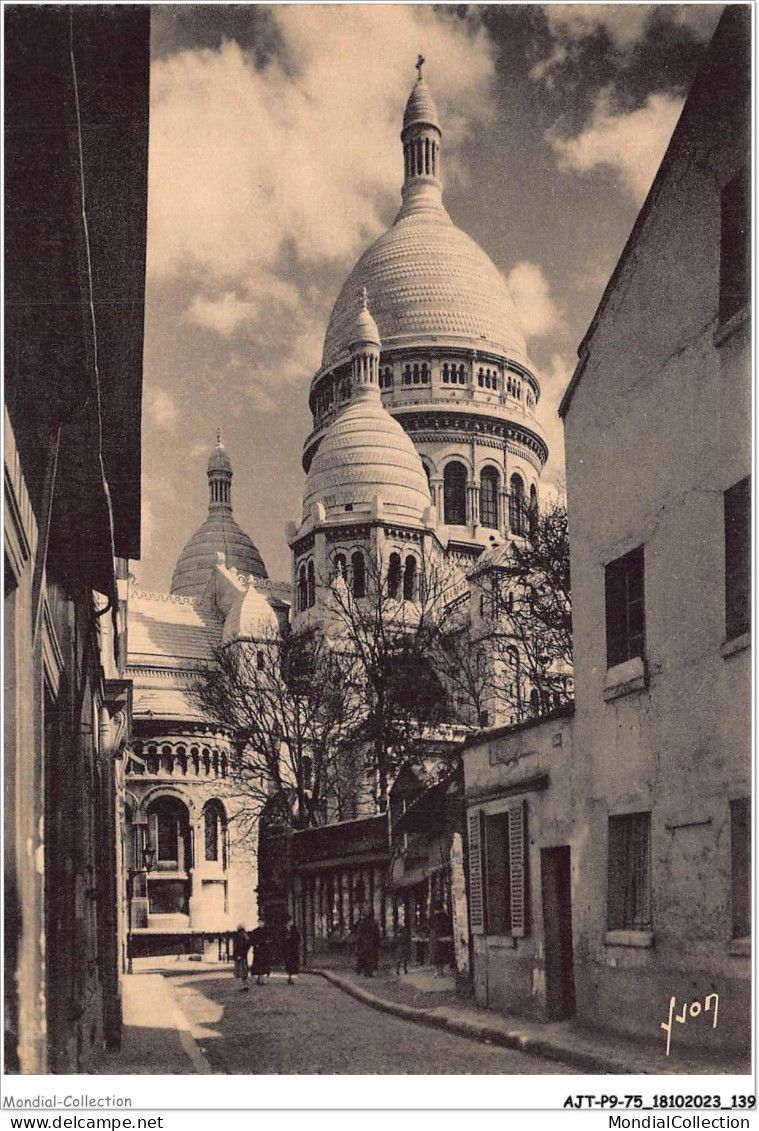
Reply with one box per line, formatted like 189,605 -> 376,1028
3,0 -> 752,1114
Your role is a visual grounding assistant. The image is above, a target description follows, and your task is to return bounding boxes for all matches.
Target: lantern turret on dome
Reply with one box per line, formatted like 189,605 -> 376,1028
398,54 -> 443,220
170,434 -> 268,598
303,60 -> 548,559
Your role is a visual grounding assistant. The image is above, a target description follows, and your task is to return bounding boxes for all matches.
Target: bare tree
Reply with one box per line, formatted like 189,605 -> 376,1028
324,544 -> 462,810
188,623 -> 364,836
474,497 -> 573,722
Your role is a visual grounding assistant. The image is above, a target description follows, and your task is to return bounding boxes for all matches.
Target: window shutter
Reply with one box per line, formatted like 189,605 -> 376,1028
467,808 -> 485,935
508,800 -> 527,937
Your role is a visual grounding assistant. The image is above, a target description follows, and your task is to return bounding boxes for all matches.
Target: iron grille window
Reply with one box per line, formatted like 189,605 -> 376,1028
719,167 -> 750,325
479,468 -> 499,528
730,798 -> 751,939
605,545 -> 645,667
509,475 -> 525,535
443,462 -> 467,526
351,551 -> 366,598
607,812 -> 651,930
724,477 -> 750,640
387,552 -> 401,599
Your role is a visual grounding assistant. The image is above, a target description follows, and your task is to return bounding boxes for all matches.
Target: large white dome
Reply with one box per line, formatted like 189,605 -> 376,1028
320,204 -> 527,371
302,386 -> 431,525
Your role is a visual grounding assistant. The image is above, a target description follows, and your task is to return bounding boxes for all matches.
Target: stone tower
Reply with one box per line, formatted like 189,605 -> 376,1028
303,62 -> 548,569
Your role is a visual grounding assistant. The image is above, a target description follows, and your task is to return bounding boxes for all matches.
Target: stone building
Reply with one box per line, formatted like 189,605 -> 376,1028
124,438 -> 289,959
462,6 -> 750,1056
302,61 -> 548,570
4,6 -> 150,1072
279,66 -> 557,965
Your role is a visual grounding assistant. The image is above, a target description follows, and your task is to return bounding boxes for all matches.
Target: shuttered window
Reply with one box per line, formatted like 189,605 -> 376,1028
469,801 -> 528,938
508,800 -> 527,936
468,809 -> 485,934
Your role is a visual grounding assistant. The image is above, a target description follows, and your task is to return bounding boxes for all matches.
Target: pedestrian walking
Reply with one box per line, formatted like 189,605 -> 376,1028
355,910 -> 380,977
285,921 -> 301,984
429,902 -> 450,977
232,924 -> 251,992
394,923 -> 411,975
249,923 -> 271,985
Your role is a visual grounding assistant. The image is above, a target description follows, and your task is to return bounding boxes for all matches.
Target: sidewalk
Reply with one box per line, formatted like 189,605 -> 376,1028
313,965 -> 751,1076
92,973 -> 211,1075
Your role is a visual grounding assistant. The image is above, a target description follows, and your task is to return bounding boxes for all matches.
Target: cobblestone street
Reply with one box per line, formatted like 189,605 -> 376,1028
168,970 -> 576,1075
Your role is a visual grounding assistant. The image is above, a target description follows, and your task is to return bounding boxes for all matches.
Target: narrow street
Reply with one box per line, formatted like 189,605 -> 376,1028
167,970 -> 575,1074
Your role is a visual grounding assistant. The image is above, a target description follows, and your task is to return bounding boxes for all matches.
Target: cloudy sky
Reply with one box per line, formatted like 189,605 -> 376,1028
136,2 -> 723,592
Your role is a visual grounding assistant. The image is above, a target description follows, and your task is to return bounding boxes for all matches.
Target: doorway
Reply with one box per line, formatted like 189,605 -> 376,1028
541,846 -> 575,1020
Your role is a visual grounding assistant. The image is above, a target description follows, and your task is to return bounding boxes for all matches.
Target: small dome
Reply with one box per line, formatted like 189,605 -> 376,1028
208,443 -> 232,474
222,585 -> 279,644
171,516 -> 268,598
302,389 -> 431,524
350,287 -> 381,349
403,76 -> 441,133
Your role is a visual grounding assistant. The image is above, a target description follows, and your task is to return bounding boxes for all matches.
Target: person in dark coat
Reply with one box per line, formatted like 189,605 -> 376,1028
355,911 -> 380,977
429,902 -> 450,977
394,923 -> 411,975
285,921 -> 301,984
249,924 -> 271,985
232,925 -> 251,992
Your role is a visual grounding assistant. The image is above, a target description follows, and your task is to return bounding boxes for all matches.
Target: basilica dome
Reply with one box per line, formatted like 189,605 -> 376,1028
320,73 -> 527,372
302,388 -> 432,524
171,437 -> 268,598
321,210 -> 527,371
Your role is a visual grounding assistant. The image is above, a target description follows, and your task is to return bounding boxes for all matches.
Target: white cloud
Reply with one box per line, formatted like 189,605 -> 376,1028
544,4 -> 651,50
531,5 -> 720,88
185,276 -> 301,336
537,352 -> 576,492
506,261 -> 565,340
147,9 -> 496,284
548,90 -> 683,205
144,386 -> 179,428
245,384 -> 280,415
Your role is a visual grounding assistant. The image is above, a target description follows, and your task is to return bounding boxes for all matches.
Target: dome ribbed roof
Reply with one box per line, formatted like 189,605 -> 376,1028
170,515 -> 268,598
403,77 -> 440,132
321,208 -> 527,369
302,388 -> 431,524
208,445 -> 232,474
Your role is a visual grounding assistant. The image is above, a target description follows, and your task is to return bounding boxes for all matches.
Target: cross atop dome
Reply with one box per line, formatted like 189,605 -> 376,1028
216,426 -> 223,447
415,53 -> 425,79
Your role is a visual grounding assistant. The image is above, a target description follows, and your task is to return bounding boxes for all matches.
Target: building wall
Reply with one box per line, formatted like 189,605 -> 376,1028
125,748 -> 258,952
562,8 -> 750,1053
464,711 -> 575,1019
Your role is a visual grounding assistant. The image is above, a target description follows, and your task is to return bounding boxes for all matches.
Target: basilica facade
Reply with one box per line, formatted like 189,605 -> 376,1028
123,65 -> 555,967
124,438 -> 289,958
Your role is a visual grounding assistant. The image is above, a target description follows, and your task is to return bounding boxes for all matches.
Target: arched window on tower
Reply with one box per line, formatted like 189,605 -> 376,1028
307,560 -> 316,608
203,800 -> 228,868
444,461 -> 467,526
509,474 -> 526,536
149,796 -> 192,874
351,551 -> 366,598
442,363 -> 450,384
297,564 -> 307,612
403,556 -> 417,601
388,552 -> 401,599
479,467 -> 500,529
529,484 -> 538,539
333,553 -> 347,583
